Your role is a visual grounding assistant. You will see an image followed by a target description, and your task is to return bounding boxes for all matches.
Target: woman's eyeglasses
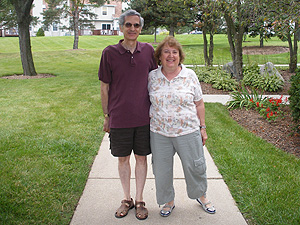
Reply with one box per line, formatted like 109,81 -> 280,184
124,22 -> 141,28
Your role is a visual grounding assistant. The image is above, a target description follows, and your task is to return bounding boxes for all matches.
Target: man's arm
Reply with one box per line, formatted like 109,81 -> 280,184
101,81 -> 110,132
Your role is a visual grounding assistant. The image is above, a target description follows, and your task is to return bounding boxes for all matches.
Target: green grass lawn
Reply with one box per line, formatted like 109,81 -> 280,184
0,35 -> 299,224
205,103 -> 300,225
1,43 -> 104,223
0,34 -> 297,66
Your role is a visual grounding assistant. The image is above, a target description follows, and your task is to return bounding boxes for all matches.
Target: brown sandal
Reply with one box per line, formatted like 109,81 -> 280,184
115,198 -> 134,218
135,201 -> 148,220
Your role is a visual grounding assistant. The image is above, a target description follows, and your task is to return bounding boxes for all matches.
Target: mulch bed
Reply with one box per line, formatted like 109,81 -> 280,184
229,107 -> 300,157
201,70 -> 300,158
1,74 -> 55,79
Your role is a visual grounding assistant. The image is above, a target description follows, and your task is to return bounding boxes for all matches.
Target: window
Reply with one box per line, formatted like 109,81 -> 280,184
102,7 -> 107,15
53,23 -> 58,31
102,24 -> 111,30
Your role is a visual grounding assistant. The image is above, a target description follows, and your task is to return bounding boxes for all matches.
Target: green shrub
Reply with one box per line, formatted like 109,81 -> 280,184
193,66 -> 215,82
243,64 -> 262,86
211,76 -> 238,91
242,64 -> 284,92
262,74 -> 285,92
36,28 -> 45,37
193,66 -> 238,91
288,69 -> 300,134
227,86 -> 265,110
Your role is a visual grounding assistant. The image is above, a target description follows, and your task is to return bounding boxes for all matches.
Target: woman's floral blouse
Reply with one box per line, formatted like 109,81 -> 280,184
148,65 -> 203,137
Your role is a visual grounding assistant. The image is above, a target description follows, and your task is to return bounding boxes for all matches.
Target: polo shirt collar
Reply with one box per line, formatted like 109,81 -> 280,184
118,39 -> 141,54
159,64 -> 188,79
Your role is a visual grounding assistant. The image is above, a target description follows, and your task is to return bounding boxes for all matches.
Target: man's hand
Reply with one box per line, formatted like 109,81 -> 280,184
103,117 -> 110,133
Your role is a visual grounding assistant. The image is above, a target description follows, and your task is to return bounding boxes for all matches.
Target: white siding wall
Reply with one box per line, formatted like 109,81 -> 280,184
30,0 -> 125,36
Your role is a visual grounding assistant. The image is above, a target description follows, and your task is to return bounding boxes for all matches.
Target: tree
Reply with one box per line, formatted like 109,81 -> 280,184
264,0 -> 300,72
0,0 -> 18,30
247,18 -> 274,48
6,0 -> 37,76
129,0 -> 197,37
155,0 -> 197,36
195,0 -> 222,66
219,0 -> 262,81
220,0 -> 244,81
41,0 -> 63,30
127,0 -> 161,42
43,0 -> 106,49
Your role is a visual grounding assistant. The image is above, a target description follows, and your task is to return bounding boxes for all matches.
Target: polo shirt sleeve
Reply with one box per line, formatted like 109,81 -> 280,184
98,48 -> 111,83
150,47 -> 158,71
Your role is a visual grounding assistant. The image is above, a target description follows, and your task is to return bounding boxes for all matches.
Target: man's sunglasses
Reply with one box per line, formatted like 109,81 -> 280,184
124,22 -> 141,28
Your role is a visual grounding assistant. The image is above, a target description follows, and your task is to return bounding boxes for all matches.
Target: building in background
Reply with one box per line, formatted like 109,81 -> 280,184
30,0 -> 128,37
31,0 -> 70,37
91,0 -> 123,36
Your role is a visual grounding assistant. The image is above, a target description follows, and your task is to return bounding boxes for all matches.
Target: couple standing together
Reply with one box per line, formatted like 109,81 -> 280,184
98,9 -> 216,220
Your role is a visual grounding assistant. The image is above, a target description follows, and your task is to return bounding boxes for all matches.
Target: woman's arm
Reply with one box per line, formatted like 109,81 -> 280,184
194,99 -> 208,145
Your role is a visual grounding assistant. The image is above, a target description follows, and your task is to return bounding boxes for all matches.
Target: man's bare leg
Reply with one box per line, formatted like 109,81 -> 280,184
118,155 -> 131,200
134,154 -> 147,201
134,154 -> 148,220
115,155 -> 135,218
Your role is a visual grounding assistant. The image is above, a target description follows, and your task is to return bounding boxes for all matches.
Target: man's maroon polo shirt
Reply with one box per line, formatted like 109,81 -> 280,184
98,40 -> 157,128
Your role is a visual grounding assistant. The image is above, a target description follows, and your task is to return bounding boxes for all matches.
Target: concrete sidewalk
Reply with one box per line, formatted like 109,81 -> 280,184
70,132 -> 247,225
71,95 -> 288,225
70,94 -> 291,224
202,94 -> 290,105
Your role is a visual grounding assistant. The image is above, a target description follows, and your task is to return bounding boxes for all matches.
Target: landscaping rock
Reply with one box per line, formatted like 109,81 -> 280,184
223,62 -> 235,77
260,62 -> 284,81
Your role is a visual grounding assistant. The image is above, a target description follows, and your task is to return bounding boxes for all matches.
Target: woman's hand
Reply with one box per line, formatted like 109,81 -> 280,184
200,128 -> 208,146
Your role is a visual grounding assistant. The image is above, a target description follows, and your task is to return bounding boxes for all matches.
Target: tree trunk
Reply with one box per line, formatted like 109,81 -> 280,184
203,28 -> 209,66
224,14 -> 236,64
208,32 -> 214,66
234,30 -> 244,81
13,0 -> 37,76
259,34 -> 264,47
224,1 -> 244,81
73,7 -> 79,49
224,13 -> 237,76
203,28 -> 214,67
289,22 -> 298,73
154,27 -> 157,43
287,33 -> 298,73
18,22 -> 37,76
169,25 -> 175,37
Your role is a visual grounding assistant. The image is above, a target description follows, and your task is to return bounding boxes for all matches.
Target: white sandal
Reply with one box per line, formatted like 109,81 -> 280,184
160,204 -> 175,217
196,198 -> 216,214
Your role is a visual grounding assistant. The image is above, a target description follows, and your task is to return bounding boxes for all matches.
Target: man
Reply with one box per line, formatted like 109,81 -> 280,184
98,9 -> 157,220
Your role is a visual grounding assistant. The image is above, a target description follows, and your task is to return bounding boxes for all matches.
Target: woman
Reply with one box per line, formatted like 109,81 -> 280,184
148,36 -> 216,217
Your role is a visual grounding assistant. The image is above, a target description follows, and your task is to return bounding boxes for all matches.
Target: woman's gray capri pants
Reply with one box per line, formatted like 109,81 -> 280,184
150,129 -> 207,205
